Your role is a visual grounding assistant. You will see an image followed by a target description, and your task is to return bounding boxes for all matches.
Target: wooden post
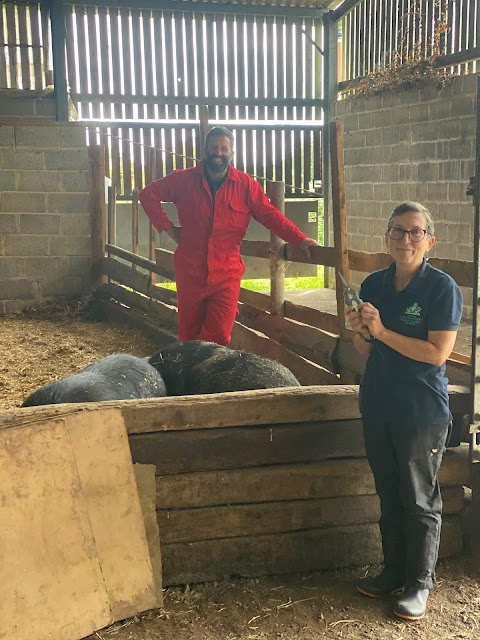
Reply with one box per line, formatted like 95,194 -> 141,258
88,145 -> 106,286
330,120 -> 349,339
132,188 -> 139,270
148,147 -> 157,285
199,105 -> 210,148
469,76 -> 480,569
268,181 -> 286,317
322,11 -> 338,288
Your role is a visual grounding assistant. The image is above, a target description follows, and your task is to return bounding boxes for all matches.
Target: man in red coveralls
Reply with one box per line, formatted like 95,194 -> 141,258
139,126 -> 319,346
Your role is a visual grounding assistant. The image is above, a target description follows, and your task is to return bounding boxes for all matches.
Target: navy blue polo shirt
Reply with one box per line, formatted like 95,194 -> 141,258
359,259 -> 463,425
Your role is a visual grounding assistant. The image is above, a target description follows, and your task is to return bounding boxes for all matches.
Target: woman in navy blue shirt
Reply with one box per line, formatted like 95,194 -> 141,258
347,202 -> 463,621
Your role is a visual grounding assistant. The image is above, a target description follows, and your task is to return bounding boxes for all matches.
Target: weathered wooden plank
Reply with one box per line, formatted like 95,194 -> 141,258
128,419 -> 367,474
236,302 -> 339,373
96,300 -> 177,346
161,517 -> 461,585
158,495 -> 380,543
100,256 -> 151,294
155,446 -> 471,509
158,487 -> 467,544
155,247 -> 175,278
230,322 -> 338,385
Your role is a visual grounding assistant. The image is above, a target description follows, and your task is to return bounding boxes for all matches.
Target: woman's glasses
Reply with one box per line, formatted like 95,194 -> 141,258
387,226 -> 429,242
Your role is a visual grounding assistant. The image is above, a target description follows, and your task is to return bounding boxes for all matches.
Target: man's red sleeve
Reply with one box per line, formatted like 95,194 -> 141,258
139,175 -> 176,233
248,178 -> 308,246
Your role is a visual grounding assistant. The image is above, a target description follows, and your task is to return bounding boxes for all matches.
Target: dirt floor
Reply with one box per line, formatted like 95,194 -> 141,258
85,559 -> 480,640
1,302 -> 479,639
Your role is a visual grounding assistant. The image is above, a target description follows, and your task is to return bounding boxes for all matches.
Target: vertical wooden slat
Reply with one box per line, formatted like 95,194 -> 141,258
255,128 -> 264,189
265,130 -> 275,182
226,15 -> 236,122
245,129 -> 255,178
275,16 -> 284,122
5,2 -> 17,88
185,127 -> 195,167
86,6 -> 100,118
98,6 -> 111,111
17,4 -> 30,89
236,16 -> 246,121
107,184 -> 117,249
284,130 -> 293,196
132,188 -> 139,267
65,4 -> 78,103
164,128 -> 174,176
215,15 -> 227,121
41,2 -> 52,85
122,128 -> 133,195
132,128 -> 143,190
193,13 -> 205,121
29,5 -> 45,90
274,129 -> 283,183
246,14 -> 256,122
285,19 -> 294,123
174,11 -> 186,120
293,129 -> 302,196
109,8 -> 122,125
0,4 -> 9,88
163,12 -> 176,120
148,147 -> 157,285
153,11 -> 166,120
304,130 -> 312,193
111,127 -> 121,191
131,8 -> 143,189
184,13 -> 196,122
268,181 -> 286,317
75,4 -> 89,118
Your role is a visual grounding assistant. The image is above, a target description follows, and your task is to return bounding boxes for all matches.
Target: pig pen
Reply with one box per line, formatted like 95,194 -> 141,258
3,384 -> 469,587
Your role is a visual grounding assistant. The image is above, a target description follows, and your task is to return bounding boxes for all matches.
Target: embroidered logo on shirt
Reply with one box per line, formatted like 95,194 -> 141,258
401,303 -> 423,325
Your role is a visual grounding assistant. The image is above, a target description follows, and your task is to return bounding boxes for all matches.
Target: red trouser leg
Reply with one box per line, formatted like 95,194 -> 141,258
176,285 -> 207,342
198,282 -> 241,346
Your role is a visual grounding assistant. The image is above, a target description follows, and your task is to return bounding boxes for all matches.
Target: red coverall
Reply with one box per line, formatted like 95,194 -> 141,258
139,161 -> 308,345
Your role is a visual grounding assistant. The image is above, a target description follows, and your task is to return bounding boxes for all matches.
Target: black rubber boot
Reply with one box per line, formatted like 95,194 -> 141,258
357,571 -> 405,598
393,588 -> 429,620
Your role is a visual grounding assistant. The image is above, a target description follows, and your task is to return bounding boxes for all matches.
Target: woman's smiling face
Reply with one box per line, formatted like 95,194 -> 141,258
385,210 -> 435,269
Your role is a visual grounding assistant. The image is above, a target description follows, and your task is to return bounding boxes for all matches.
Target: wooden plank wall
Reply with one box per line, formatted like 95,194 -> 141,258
62,5 -> 323,196
0,0 -> 48,90
339,0 -> 480,89
119,386 -> 472,585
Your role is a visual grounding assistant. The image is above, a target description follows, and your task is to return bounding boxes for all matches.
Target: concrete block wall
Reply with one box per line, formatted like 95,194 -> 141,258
0,123 -> 91,315
334,73 -> 477,318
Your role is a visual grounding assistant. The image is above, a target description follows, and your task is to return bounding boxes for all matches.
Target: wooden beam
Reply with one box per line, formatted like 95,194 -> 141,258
155,248 -> 175,279
71,93 -> 327,110
332,0 -> 364,22
236,302 -> 339,373
155,448 -> 471,509
105,244 -> 175,281
229,323 -> 339,385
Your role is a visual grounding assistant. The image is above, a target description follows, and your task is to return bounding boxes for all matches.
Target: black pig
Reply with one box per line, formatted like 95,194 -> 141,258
148,340 -> 300,395
21,354 -> 167,407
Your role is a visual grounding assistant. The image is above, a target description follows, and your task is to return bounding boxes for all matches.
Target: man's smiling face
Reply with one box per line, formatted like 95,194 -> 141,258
204,135 -> 234,174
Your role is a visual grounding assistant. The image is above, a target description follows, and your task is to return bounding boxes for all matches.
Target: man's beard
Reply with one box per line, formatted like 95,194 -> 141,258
204,154 -> 231,174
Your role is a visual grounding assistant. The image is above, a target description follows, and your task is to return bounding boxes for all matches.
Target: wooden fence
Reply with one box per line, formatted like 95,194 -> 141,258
88,121 -> 473,391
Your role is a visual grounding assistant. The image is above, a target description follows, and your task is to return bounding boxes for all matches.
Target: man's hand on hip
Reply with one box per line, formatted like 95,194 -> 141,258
166,225 -> 181,244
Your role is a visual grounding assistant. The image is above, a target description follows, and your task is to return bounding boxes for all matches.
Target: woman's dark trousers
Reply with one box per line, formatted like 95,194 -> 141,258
362,420 -> 451,590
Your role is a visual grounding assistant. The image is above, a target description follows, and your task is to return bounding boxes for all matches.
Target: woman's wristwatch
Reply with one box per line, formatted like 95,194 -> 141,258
358,333 -> 375,343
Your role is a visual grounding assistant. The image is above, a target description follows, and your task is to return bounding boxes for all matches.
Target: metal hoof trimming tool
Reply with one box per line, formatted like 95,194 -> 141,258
338,272 -> 362,311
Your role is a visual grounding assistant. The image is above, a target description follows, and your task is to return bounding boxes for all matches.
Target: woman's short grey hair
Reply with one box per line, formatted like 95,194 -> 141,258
387,201 -> 435,235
